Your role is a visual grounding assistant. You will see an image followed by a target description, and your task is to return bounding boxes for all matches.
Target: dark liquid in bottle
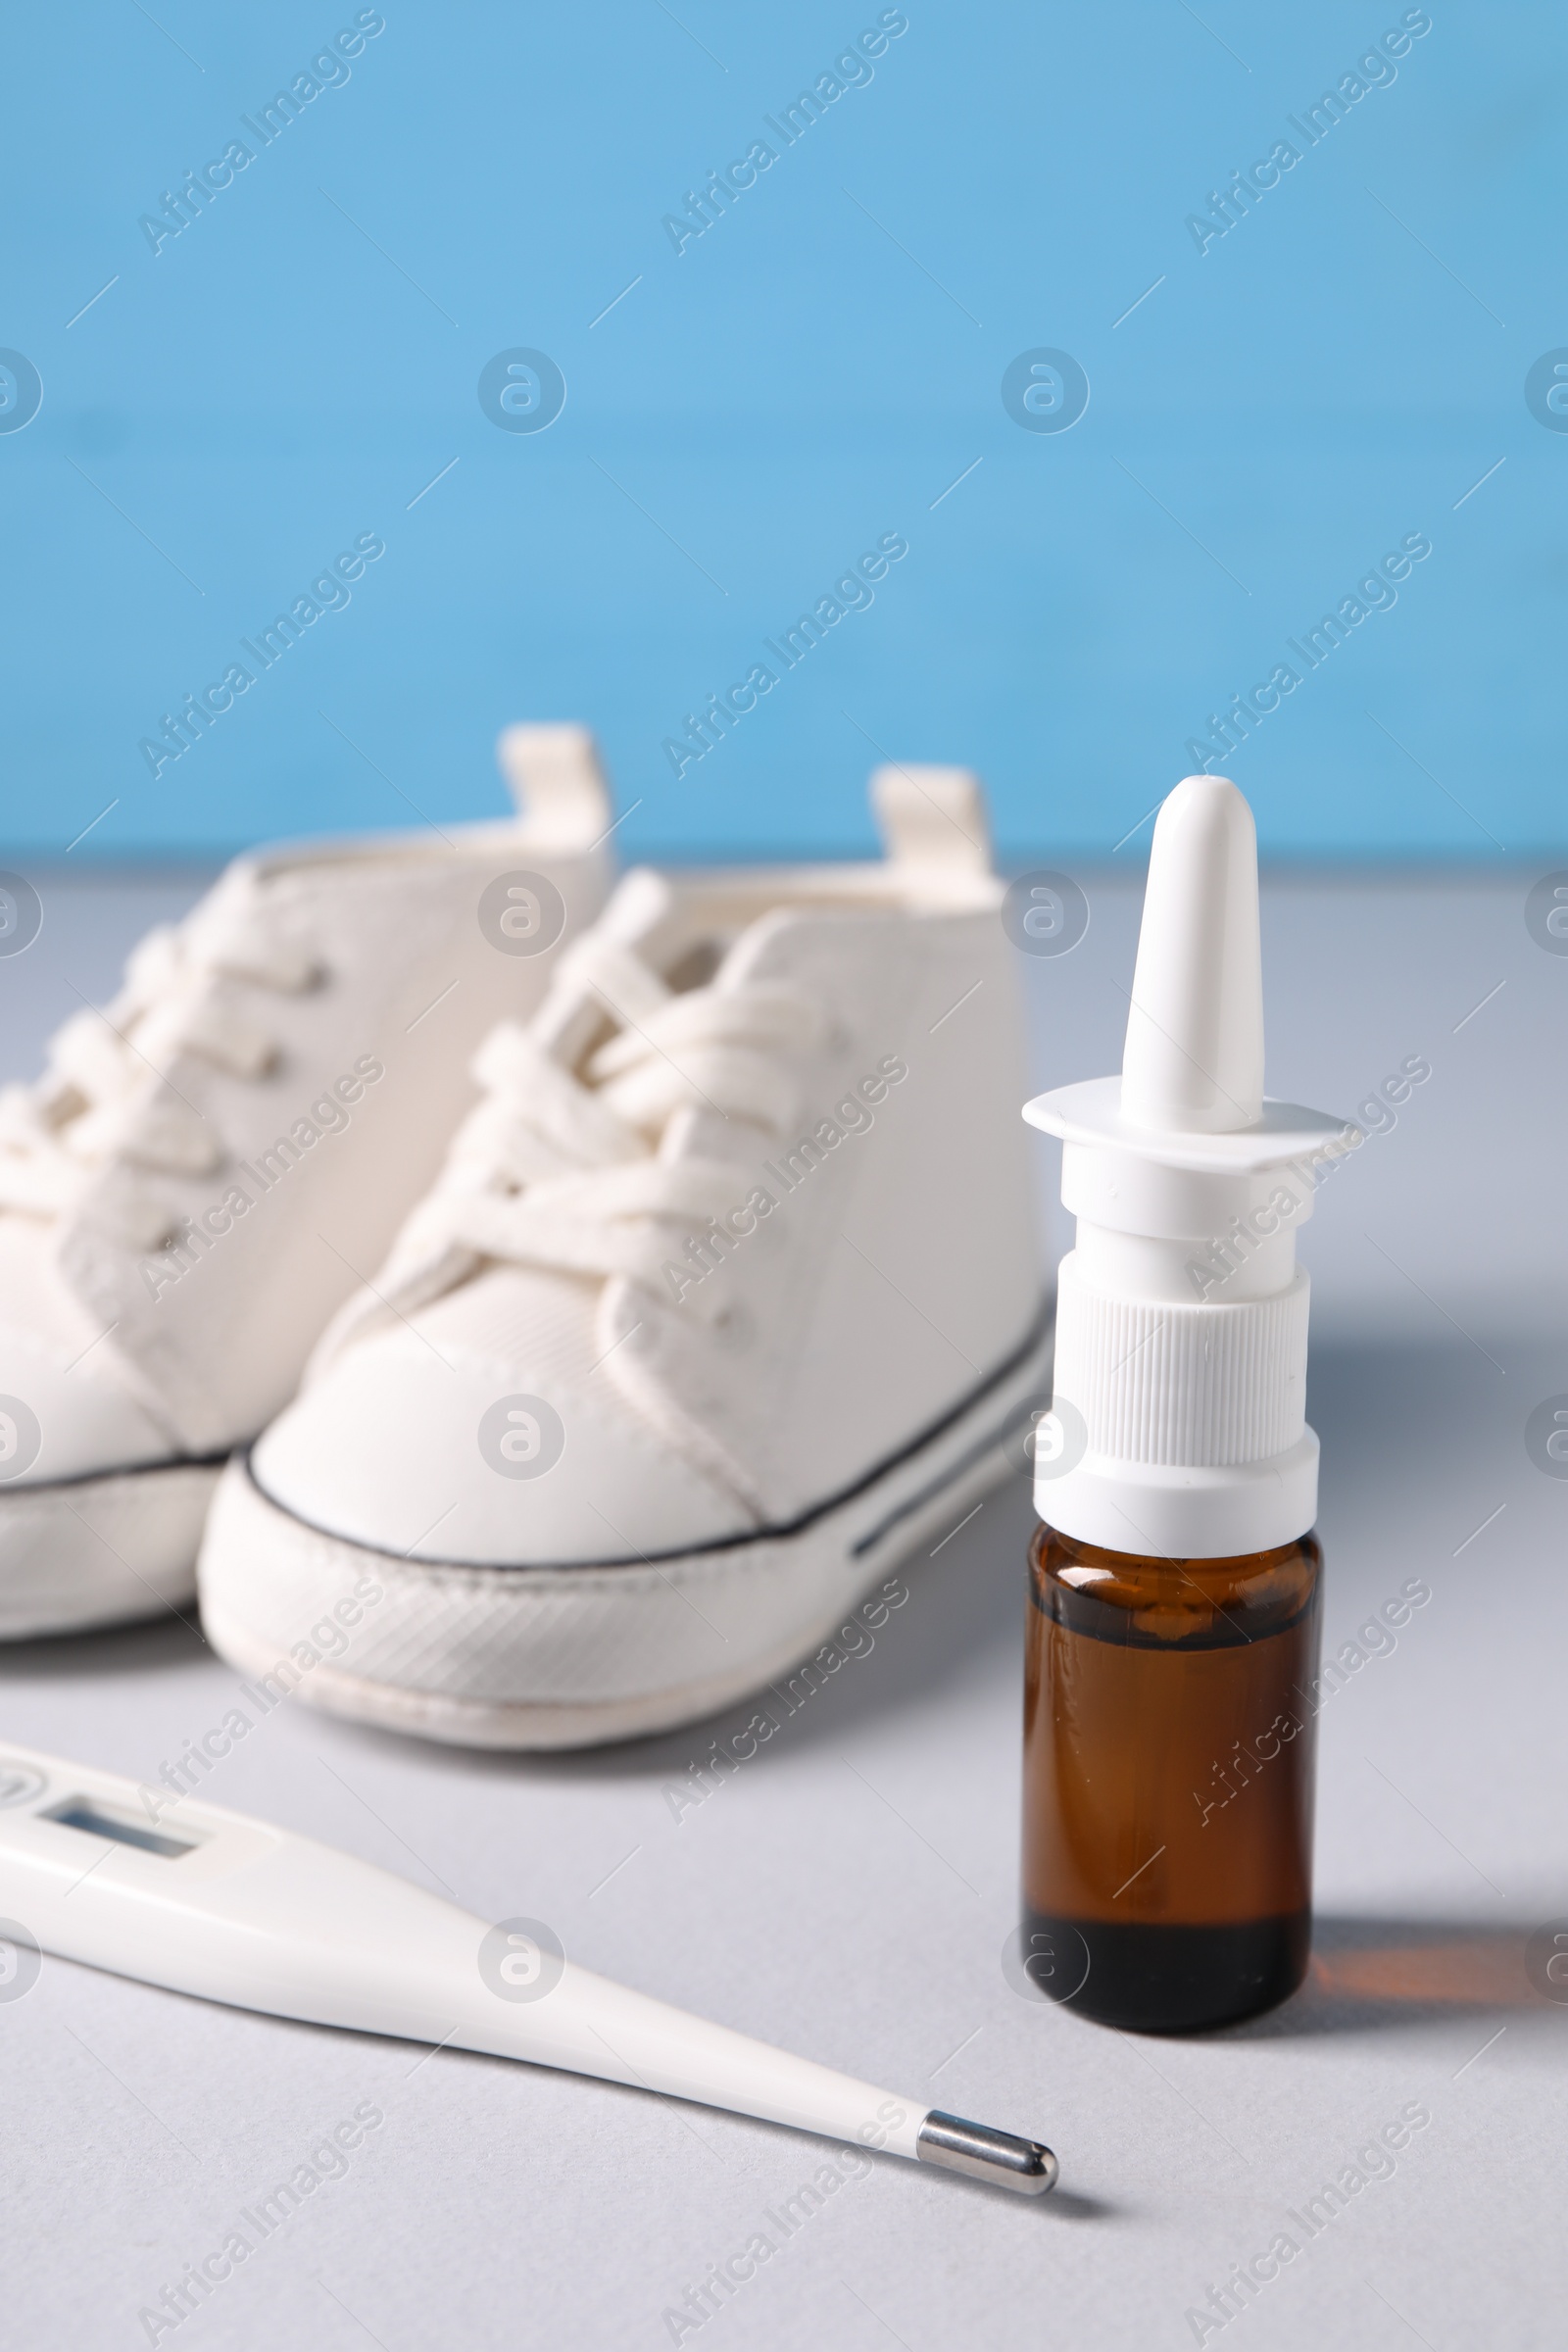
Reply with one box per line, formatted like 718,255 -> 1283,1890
1022,1523 -> 1322,2034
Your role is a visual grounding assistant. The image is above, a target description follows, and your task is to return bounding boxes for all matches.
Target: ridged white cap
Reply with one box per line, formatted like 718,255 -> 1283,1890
1024,778 -> 1353,1559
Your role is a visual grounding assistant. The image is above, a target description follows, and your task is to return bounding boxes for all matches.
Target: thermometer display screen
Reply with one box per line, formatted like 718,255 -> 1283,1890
45,1799 -> 197,1860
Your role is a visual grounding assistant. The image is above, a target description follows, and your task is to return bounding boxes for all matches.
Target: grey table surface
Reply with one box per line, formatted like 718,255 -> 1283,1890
1,864 -> 1564,2352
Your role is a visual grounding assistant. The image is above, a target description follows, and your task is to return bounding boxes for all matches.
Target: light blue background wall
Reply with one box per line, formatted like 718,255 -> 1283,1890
0,0 -> 1560,864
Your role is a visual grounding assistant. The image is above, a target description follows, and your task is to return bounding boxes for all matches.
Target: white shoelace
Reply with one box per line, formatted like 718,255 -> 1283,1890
0,897 -> 317,1244
396,935 -> 822,1293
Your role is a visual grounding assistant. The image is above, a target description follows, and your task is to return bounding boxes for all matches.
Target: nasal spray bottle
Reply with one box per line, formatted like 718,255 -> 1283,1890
1020,776 -> 1351,2033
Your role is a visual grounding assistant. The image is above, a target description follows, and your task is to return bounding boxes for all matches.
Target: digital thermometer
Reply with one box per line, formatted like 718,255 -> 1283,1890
0,1744 -> 1056,2194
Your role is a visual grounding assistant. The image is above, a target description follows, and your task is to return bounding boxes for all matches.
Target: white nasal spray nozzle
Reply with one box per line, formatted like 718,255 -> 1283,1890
1024,776 -> 1354,1559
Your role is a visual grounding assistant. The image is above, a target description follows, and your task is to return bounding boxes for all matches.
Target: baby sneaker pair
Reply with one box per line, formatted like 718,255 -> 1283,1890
3,749 -> 1046,1744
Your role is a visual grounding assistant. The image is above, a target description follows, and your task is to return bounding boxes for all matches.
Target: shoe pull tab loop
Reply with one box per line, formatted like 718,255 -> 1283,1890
869,764 -> 992,879
497,725 -> 613,852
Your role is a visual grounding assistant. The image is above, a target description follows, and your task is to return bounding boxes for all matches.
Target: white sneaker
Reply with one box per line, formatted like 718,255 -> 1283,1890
198,767 -> 1051,1747
0,727 -> 613,1639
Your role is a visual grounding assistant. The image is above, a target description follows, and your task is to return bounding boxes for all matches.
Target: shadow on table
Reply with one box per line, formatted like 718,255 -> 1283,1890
0,1609 -> 208,1682
1222,1914 -> 1566,2041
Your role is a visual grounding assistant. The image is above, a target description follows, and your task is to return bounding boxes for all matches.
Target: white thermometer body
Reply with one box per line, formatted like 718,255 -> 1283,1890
0,1745 -> 1055,2194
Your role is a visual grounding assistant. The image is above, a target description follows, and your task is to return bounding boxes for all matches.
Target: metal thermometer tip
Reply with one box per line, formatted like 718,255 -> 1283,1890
915,2111 -> 1058,2194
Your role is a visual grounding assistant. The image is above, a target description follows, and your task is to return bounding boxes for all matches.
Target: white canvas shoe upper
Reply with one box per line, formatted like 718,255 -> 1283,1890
0,728 -> 613,1484
250,768 -> 1044,1572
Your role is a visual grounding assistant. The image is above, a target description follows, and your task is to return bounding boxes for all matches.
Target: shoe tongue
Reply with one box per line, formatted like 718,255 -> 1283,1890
584,864 -> 762,982
540,866 -> 733,1073
314,870 -> 757,1383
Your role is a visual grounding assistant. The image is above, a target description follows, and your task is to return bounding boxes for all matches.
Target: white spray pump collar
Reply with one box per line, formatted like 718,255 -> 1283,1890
1024,777 -> 1354,1560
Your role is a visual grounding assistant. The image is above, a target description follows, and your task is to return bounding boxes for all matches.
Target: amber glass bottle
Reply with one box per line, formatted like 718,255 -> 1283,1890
1019,771 -> 1343,2033
1021,1523 -> 1322,2034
